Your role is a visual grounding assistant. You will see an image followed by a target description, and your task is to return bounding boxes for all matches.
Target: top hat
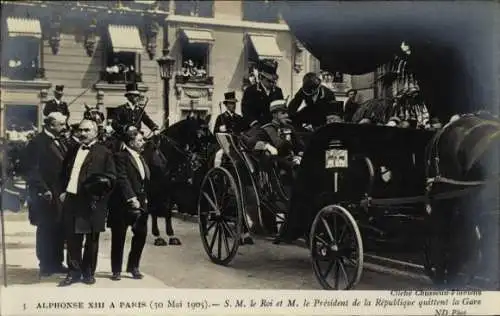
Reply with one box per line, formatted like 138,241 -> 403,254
259,59 -> 279,81
302,72 -> 321,93
54,85 -> 64,94
82,173 -> 115,199
125,83 -> 140,96
223,91 -> 238,104
269,99 -> 287,113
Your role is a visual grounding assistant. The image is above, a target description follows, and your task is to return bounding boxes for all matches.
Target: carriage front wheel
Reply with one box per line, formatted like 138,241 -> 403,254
198,166 -> 243,265
309,204 -> 364,290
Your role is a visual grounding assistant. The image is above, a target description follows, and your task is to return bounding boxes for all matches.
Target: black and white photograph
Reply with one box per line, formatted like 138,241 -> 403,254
0,0 -> 499,315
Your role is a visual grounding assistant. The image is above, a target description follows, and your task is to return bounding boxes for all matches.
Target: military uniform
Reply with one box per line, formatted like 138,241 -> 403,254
261,121 -> 305,158
43,85 -> 69,117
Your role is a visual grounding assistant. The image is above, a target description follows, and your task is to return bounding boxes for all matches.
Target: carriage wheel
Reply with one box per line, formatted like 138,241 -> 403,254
309,204 -> 363,290
198,167 -> 243,265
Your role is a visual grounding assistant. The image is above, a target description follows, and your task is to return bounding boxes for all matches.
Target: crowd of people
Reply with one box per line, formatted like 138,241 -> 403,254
26,57 -> 460,286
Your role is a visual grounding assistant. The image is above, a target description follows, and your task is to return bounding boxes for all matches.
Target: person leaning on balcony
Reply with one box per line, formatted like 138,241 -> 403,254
43,85 -> 70,118
25,112 -> 69,277
110,83 -> 161,142
241,59 -> 284,129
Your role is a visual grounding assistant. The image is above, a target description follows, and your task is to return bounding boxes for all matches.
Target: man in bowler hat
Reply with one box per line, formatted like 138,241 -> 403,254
59,119 -> 116,286
43,85 -> 70,117
214,91 -> 245,134
110,83 -> 160,140
108,128 -> 150,281
241,59 -> 284,129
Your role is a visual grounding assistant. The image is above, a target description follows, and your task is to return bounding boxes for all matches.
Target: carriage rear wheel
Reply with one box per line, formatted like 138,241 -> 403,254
198,167 -> 243,265
309,205 -> 363,290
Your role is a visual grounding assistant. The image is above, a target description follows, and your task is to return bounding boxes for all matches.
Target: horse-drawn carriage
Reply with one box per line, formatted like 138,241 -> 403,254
196,1 -> 499,290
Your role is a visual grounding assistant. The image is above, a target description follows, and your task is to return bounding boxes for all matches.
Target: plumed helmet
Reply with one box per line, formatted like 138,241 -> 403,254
82,173 -> 115,199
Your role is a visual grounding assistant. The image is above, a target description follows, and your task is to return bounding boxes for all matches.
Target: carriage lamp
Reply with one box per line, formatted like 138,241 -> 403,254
157,48 -> 175,81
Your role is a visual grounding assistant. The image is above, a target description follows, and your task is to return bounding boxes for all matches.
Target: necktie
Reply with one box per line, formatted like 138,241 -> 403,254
81,145 -> 91,151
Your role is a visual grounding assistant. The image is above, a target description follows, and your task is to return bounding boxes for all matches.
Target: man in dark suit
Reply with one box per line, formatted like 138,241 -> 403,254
110,83 -> 160,140
25,112 -> 68,276
343,89 -> 360,123
288,72 -> 339,130
241,59 -> 284,129
108,128 -> 150,281
43,85 -> 70,117
59,119 -> 116,286
64,123 -> 81,152
214,91 -> 245,134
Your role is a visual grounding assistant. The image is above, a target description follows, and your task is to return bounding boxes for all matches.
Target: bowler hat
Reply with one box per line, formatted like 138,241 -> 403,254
223,91 -> 238,104
82,173 -> 115,200
125,83 -> 140,96
55,85 -> 64,94
259,59 -> 279,81
269,99 -> 287,113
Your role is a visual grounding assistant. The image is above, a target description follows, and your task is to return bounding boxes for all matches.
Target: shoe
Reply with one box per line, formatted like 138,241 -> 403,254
154,237 -> 167,246
58,275 -> 80,287
110,272 -> 121,281
51,265 -> 68,274
82,275 -> 96,285
127,268 -> 144,279
168,237 -> 181,246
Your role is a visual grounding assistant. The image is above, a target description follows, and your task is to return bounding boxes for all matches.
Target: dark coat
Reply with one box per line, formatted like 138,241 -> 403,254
241,83 -> 284,129
261,121 -> 306,157
343,99 -> 360,123
108,149 -> 150,228
25,131 -> 67,226
213,111 -> 245,134
110,103 -> 159,138
63,136 -> 80,153
61,143 -> 116,234
288,85 -> 338,129
43,99 -> 69,117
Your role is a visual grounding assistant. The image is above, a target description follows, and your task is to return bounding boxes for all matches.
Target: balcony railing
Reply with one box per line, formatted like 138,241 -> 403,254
175,75 -> 213,85
99,71 -> 142,84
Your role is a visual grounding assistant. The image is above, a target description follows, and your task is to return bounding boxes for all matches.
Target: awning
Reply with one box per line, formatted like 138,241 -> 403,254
6,17 -> 42,39
181,29 -> 214,44
247,34 -> 282,60
108,25 -> 143,53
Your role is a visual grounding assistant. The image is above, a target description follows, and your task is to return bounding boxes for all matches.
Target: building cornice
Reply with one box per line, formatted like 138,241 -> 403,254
0,78 -> 52,90
166,15 -> 290,32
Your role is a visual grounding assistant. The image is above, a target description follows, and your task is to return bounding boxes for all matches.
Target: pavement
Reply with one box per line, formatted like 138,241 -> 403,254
0,211 -> 170,289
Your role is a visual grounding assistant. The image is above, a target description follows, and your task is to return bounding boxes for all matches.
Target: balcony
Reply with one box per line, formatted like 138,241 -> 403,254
175,75 -> 213,86
99,71 -> 142,84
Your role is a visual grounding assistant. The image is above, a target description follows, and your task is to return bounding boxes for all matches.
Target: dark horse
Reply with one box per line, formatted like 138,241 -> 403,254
141,115 -> 218,246
82,105 -> 218,246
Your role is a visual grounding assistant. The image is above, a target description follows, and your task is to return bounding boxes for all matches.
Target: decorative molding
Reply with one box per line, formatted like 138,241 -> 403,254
94,82 -> 149,92
293,40 -> 304,74
174,83 -> 214,101
166,15 -> 290,32
96,90 -> 104,107
48,13 -> 62,55
145,20 -> 160,60
84,18 -> 98,57
0,79 -> 52,90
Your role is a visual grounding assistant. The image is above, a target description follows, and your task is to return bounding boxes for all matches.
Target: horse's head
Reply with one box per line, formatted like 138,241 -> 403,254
83,104 -> 105,127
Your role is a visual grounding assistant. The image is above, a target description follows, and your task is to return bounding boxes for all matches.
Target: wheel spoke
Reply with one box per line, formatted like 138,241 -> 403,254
322,259 -> 336,279
205,221 -> 217,234
338,259 -> 350,287
321,217 -> 335,243
209,224 -> 219,252
220,222 -> 231,255
334,261 -> 341,289
333,214 -> 338,241
337,225 -> 347,244
208,177 -> 219,209
202,192 -> 219,213
217,223 -> 223,259
221,220 -> 236,239
314,234 -> 329,246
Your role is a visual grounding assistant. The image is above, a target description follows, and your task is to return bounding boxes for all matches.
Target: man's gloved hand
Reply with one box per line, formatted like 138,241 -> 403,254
219,125 -> 227,132
302,124 -> 314,132
152,129 -> 161,136
127,197 -> 141,209
292,155 -> 302,165
264,144 -> 278,156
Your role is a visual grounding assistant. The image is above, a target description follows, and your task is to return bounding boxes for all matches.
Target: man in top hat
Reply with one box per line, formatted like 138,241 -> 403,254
43,85 -> 70,117
110,83 -> 160,141
25,112 -> 69,277
214,91 -> 245,135
288,72 -> 339,130
241,59 -> 284,129
59,119 -> 116,286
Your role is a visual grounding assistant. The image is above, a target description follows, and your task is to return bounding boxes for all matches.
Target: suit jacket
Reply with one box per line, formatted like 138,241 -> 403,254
241,83 -> 284,129
61,142 -> 117,234
25,131 -> 67,226
63,136 -> 80,153
213,111 -> 245,134
288,85 -> 338,129
344,99 -> 360,123
261,121 -> 305,157
110,103 -> 159,137
43,99 -> 69,117
108,149 -> 150,228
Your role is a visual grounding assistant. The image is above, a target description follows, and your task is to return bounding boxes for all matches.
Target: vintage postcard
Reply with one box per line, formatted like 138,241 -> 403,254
0,0 -> 499,315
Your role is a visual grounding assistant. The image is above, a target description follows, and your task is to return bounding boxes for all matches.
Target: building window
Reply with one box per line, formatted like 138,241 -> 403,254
176,29 -> 214,85
175,0 -> 214,18
1,37 -> 41,81
242,0 -> 279,24
103,51 -> 142,84
320,70 -> 344,84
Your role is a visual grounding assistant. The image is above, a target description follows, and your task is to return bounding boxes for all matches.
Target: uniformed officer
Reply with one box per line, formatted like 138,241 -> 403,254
110,83 -> 160,140
241,59 -> 284,129
43,85 -> 70,117
214,91 -> 245,134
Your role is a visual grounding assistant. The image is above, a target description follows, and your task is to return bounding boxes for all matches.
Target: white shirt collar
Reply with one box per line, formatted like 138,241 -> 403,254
127,101 -> 137,109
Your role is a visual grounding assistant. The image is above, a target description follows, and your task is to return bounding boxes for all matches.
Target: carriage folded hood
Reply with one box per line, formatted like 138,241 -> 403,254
276,1 -> 498,120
